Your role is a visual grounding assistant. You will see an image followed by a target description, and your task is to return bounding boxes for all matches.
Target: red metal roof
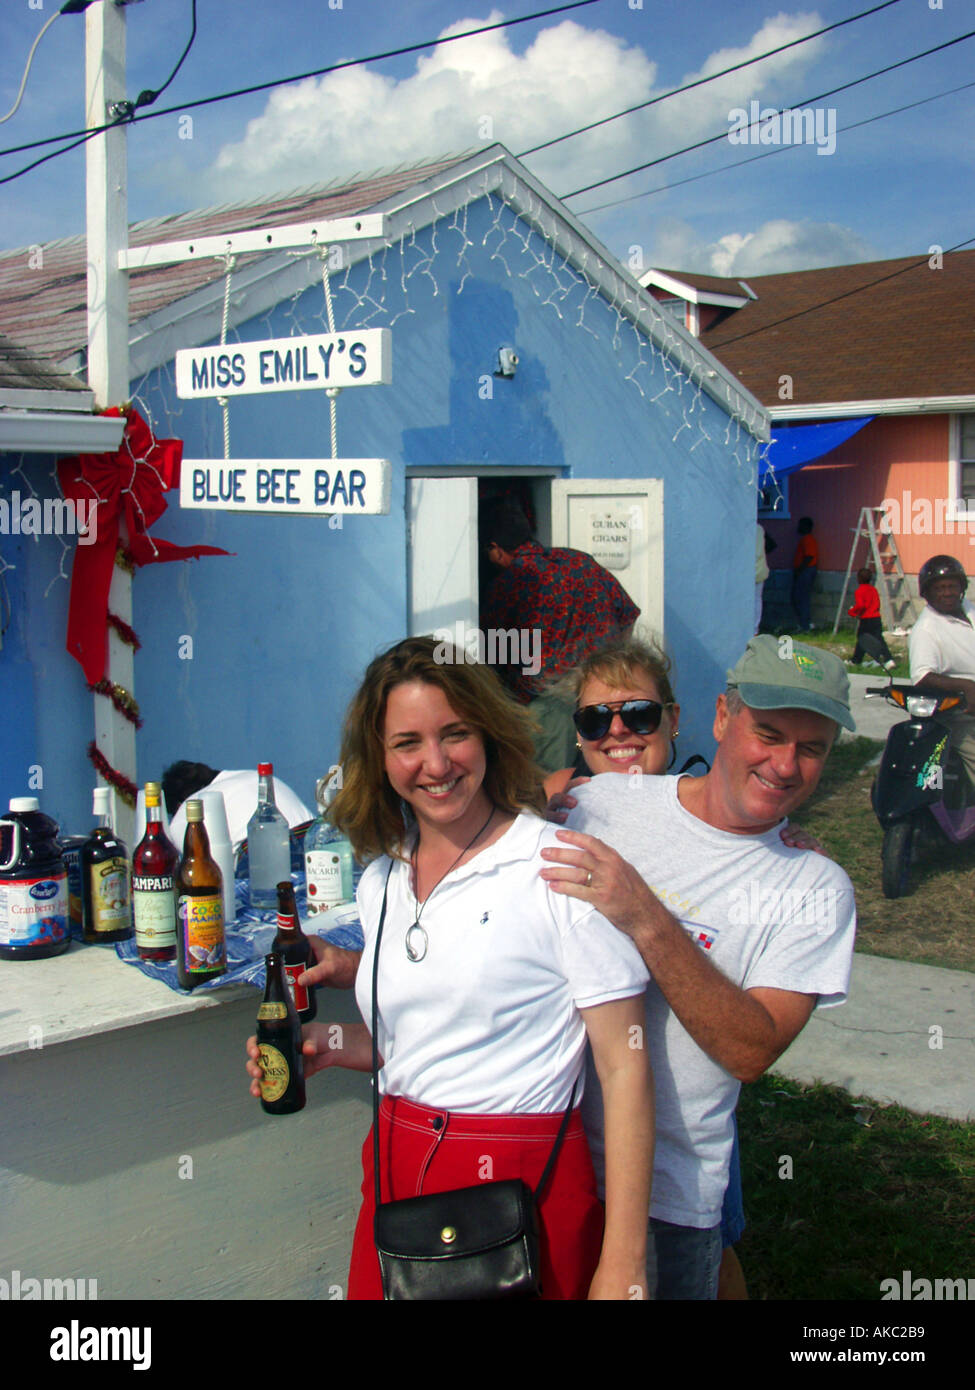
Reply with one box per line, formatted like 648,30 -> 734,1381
0,154 -> 471,375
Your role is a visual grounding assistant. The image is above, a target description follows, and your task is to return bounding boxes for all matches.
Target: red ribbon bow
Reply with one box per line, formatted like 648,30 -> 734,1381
58,406 -> 230,683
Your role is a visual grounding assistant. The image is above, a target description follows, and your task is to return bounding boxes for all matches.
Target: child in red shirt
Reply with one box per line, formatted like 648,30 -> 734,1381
849,567 -> 896,668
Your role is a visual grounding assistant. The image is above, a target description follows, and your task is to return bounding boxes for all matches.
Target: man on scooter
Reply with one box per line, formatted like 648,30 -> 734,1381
909,554 -> 975,805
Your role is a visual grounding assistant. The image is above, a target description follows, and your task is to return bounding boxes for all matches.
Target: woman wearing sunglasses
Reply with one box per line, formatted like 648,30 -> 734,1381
246,636 -> 653,1300
544,638 -> 682,804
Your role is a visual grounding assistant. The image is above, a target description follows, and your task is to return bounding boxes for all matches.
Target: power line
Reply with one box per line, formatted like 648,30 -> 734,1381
109,0 -> 198,122
575,77 -> 975,217
561,25 -> 975,200
518,0 -> 904,158
0,0 -> 604,169
0,1 -> 76,125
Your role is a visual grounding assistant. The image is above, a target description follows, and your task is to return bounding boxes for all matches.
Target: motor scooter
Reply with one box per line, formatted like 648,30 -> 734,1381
867,679 -> 975,897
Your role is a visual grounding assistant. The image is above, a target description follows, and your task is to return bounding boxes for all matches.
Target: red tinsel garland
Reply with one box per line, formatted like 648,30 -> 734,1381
106,610 -> 142,651
87,678 -> 143,728
87,742 -> 138,807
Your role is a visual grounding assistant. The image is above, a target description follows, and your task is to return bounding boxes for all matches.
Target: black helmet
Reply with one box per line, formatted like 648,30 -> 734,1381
918,554 -> 968,598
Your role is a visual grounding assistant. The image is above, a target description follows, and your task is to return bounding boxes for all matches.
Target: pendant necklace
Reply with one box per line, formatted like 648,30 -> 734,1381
405,805 -> 496,962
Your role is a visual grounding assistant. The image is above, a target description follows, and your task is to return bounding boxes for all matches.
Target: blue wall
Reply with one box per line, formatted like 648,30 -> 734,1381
1,196 -> 757,836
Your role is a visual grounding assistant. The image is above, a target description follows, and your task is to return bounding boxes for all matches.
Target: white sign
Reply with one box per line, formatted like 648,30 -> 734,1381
589,508 -> 632,570
175,330 -> 392,399
180,459 -> 391,515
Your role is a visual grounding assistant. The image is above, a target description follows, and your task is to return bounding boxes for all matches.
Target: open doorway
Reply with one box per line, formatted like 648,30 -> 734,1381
407,468 -> 660,640
476,475 -> 552,629
406,468 -> 556,638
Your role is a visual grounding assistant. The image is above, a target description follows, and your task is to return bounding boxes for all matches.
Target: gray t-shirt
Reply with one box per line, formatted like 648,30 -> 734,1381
568,772 -> 857,1228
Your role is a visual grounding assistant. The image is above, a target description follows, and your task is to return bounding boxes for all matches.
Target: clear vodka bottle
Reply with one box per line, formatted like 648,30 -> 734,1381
246,762 -> 291,910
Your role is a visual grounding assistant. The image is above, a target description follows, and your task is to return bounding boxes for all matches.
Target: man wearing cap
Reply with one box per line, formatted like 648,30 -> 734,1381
909,554 -> 975,802
541,635 -> 857,1300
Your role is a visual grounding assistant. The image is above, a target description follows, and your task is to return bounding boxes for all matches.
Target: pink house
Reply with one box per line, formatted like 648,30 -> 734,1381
641,252 -> 975,627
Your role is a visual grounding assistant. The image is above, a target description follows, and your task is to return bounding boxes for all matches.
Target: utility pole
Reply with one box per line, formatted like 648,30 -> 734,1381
85,0 -> 134,846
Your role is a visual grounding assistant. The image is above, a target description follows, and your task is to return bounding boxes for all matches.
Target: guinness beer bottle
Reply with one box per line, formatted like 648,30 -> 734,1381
257,951 -> 306,1115
273,880 -> 317,1023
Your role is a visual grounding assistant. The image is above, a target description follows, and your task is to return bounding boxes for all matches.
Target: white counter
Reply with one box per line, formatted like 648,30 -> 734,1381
0,942 -> 370,1300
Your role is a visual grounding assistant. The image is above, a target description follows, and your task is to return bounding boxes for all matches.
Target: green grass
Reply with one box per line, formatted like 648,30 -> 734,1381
776,625 -> 912,678
737,1075 -> 975,1301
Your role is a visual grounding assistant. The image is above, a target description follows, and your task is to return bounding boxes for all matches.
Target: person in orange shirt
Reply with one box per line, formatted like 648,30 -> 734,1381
848,567 -> 896,669
791,516 -> 819,631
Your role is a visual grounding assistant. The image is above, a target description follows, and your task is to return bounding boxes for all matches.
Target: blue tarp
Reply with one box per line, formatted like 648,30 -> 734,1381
761,417 -> 874,481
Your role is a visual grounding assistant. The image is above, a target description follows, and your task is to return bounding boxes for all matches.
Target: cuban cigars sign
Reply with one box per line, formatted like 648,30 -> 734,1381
180,459 -> 391,515
175,329 -> 391,398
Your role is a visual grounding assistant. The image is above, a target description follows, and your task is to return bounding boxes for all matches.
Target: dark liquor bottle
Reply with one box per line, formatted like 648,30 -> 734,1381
175,799 -> 226,990
132,782 -> 178,962
81,787 -> 132,944
257,951 -> 306,1115
273,879 -> 317,1023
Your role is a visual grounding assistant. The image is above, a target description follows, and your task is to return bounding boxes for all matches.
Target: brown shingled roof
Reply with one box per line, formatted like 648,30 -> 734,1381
0,333 -> 89,393
0,153 -> 471,373
695,250 -> 975,406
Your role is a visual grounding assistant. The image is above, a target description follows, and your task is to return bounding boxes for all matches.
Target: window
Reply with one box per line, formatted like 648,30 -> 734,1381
758,473 -> 789,518
947,413 -> 975,520
960,415 -> 975,502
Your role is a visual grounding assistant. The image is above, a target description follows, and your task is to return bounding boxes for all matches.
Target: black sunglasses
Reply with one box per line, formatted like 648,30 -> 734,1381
573,699 -> 666,741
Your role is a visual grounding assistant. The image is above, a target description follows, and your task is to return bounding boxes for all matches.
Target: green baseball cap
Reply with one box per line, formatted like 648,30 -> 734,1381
726,634 -> 855,732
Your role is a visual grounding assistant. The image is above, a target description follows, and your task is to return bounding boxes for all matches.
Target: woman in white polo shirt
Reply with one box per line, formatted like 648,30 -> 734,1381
249,636 -> 652,1300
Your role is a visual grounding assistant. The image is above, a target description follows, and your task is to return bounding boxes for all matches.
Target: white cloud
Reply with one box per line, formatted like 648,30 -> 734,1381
206,13 -> 655,201
706,218 -> 874,274
199,9 -> 828,205
643,214 -> 874,276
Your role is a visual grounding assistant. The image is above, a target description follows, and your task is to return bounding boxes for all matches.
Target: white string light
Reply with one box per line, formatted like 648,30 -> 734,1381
5,188 -> 764,594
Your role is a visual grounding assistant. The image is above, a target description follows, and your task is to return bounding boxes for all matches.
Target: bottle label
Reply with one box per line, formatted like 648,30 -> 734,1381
258,1044 -> 290,1102
305,851 -> 344,914
258,1002 -> 288,1020
178,893 -> 225,973
0,874 -> 69,947
132,876 -> 177,949
62,845 -> 84,930
283,961 -> 310,1013
90,858 -> 130,934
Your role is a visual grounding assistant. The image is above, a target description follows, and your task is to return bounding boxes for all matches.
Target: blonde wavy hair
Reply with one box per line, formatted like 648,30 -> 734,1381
560,635 -> 677,710
328,636 -> 546,863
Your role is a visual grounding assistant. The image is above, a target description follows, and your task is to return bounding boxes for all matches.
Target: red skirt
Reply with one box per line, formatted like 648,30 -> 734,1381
348,1093 -> 605,1301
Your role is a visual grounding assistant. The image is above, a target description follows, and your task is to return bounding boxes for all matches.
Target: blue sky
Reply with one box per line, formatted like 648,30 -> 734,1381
1,0 -> 972,274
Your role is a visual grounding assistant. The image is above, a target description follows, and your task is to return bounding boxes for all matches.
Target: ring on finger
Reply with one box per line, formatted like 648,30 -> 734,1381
585,870 -> 593,887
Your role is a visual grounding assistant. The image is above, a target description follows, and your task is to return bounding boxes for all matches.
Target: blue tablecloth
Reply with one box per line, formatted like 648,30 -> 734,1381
114,868 -> 363,993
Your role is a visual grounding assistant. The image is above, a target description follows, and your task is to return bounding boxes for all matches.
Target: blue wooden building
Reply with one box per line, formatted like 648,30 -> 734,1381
0,147 -> 768,832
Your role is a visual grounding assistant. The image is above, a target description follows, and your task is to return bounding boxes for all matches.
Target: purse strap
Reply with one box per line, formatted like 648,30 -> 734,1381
370,860 -> 578,1211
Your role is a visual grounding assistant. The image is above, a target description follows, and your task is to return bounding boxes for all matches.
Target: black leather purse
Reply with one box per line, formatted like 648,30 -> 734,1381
370,866 -> 577,1301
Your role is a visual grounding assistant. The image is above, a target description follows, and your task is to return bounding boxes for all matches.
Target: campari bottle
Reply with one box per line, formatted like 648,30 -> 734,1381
131,782 -> 178,962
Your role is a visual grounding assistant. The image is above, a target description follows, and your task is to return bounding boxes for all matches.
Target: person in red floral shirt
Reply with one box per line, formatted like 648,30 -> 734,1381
480,500 -> 640,771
